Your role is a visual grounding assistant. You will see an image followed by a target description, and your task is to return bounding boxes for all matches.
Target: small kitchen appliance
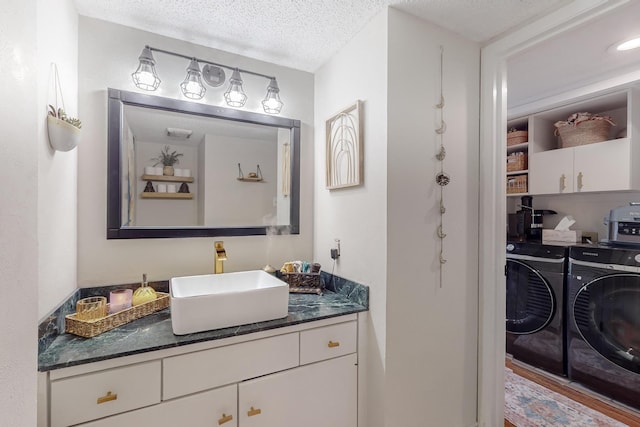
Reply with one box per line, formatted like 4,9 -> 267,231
604,202 -> 640,246
510,196 -> 557,242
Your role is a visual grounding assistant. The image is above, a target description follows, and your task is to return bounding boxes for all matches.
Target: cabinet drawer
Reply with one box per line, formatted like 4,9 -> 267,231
163,332 -> 299,400
79,384 -> 237,427
50,361 -> 161,427
300,321 -> 357,365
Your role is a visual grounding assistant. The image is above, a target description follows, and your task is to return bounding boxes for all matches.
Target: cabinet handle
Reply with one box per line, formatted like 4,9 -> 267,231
247,406 -> 262,417
96,391 -> 117,404
328,340 -> 340,348
577,172 -> 584,190
560,174 -> 566,191
218,413 -> 233,425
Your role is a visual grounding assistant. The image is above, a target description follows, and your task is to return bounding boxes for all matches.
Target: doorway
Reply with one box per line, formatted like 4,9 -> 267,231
479,0 -> 640,425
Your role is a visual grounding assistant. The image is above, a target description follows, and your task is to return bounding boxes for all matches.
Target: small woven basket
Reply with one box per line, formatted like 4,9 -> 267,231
555,119 -> 613,148
281,272 -> 323,295
65,292 -> 170,338
507,130 -> 528,146
506,152 -> 527,172
506,174 -> 528,194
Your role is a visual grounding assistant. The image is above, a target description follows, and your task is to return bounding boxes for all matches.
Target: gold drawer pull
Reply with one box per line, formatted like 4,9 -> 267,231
247,406 -> 262,417
328,340 -> 340,348
97,391 -> 118,404
218,413 -> 233,425
577,171 -> 584,190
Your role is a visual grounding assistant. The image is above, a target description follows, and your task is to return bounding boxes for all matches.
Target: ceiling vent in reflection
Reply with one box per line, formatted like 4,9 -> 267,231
166,127 -> 193,139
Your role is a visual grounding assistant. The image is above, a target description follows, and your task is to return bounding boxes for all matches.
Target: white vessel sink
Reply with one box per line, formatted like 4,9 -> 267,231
170,270 -> 289,335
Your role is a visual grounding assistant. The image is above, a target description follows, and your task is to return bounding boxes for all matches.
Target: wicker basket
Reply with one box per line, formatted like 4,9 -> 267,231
507,130 -> 528,146
506,152 -> 527,172
65,292 -> 170,338
281,272 -> 323,295
555,119 -> 613,148
506,174 -> 528,194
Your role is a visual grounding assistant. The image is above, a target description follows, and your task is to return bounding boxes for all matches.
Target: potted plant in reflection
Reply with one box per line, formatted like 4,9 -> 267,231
47,105 -> 82,152
151,145 -> 183,176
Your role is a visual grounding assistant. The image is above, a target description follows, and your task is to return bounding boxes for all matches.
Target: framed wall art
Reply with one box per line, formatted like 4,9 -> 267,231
325,100 -> 363,189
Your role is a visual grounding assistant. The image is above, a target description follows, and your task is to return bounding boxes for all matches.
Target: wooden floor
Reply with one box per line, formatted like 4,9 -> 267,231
504,358 -> 640,427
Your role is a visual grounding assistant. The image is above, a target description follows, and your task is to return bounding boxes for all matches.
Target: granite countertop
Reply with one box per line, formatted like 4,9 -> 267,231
38,273 -> 368,372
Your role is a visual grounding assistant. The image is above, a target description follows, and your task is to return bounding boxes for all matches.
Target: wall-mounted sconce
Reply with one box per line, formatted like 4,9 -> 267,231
131,45 -> 284,114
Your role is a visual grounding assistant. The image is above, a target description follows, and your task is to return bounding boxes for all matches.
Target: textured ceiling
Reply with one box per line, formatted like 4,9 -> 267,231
73,0 -> 567,72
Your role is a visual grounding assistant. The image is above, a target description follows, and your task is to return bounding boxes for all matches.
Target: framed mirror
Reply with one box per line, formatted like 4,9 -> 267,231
107,88 -> 300,239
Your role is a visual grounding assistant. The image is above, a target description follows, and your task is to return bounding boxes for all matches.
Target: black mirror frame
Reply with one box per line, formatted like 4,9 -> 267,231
107,88 -> 301,239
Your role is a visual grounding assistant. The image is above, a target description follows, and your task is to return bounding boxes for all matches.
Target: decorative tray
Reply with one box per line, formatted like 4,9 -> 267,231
281,272 -> 324,295
65,292 -> 170,338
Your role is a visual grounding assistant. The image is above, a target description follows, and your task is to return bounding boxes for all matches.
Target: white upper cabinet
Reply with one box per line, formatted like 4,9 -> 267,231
517,86 -> 639,195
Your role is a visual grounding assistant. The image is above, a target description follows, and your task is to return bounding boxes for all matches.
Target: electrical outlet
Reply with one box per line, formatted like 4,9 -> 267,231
330,238 -> 341,260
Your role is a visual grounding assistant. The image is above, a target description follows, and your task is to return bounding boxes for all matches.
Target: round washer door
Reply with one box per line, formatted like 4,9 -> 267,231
506,259 -> 555,334
573,274 -> 640,374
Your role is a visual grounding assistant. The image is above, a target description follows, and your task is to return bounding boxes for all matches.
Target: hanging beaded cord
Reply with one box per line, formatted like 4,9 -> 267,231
435,46 -> 449,288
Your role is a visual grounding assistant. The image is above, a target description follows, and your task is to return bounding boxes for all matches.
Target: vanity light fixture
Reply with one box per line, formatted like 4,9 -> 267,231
224,68 -> 248,107
262,78 -> 284,114
131,46 -> 161,91
615,36 -> 640,51
180,59 -> 206,100
131,45 -> 284,114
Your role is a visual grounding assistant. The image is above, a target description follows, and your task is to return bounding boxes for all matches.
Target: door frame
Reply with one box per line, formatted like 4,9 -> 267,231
477,1 -> 631,425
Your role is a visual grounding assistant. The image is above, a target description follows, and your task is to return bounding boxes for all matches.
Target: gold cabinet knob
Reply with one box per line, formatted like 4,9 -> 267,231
560,174 -> 566,191
97,391 -> 118,404
247,406 -> 262,417
328,340 -> 340,348
218,413 -> 233,425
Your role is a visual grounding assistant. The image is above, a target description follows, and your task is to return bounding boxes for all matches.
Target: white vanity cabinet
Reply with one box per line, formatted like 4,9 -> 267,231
516,87 -> 640,195
43,315 -> 358,427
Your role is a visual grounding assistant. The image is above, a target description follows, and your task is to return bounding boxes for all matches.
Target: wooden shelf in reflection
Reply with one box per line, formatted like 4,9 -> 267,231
141,174 -> 194,183
141,192 -> 193,200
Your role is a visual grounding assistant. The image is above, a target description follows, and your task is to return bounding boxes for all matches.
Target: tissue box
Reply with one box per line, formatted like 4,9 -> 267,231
542,229 -> 582,243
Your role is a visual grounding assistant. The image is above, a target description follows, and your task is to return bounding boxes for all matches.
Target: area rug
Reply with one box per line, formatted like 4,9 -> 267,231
504,367 -> 628,426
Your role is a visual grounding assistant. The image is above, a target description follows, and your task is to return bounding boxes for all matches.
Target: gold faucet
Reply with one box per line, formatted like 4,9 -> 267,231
214,241 -> 227,274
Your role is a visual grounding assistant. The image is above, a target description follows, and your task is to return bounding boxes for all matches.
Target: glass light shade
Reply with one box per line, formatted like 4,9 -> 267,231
262,78 -> 283,114
224,69 -> 247,107
132,47 -> 161,91
180,59 -> 206,99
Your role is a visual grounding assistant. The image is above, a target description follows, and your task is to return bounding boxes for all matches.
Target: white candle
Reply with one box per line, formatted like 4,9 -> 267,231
109,289 -> 133,314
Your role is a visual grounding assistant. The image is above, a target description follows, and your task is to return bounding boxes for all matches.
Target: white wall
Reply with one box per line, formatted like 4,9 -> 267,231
37,0 -> 78,319
0,2 -> 39,423
1,0 -> 77,422
315,7 -> 480,427
314,9 -> 388,427
202,134 -> 277,226
77,17 -> 314,286
385,8 -> 479,427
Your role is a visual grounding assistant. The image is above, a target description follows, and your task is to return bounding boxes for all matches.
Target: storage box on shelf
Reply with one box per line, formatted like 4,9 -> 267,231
509,86 -> 639,195
506,152 -> 528,173
506,174 -> 528,194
